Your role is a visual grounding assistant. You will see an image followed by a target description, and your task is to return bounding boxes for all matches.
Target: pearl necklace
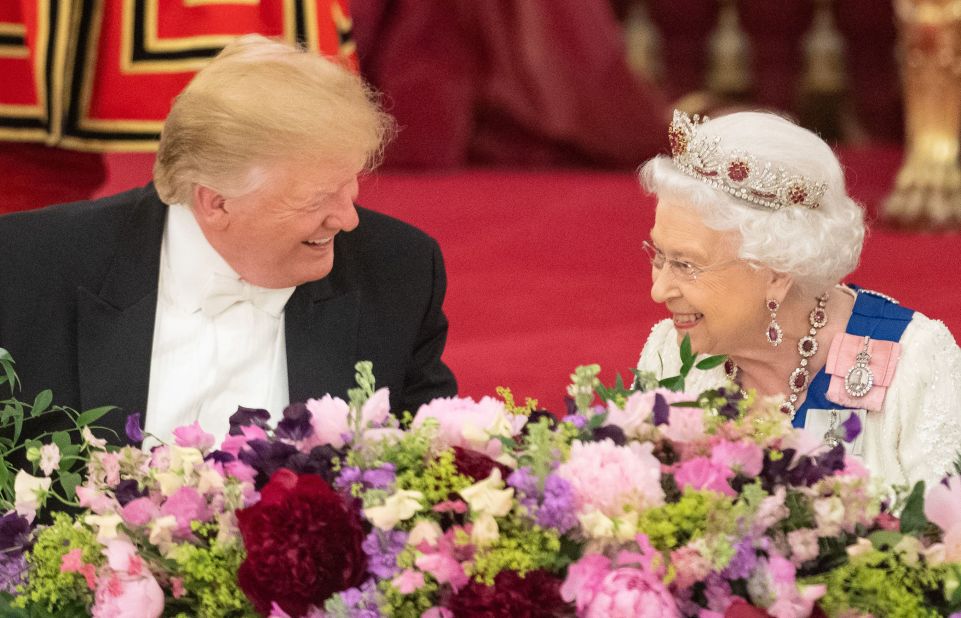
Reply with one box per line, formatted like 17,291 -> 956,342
724,293 -> 829,420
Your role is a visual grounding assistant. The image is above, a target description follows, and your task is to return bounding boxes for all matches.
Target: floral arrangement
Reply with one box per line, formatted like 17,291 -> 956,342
0,345 -> 960,617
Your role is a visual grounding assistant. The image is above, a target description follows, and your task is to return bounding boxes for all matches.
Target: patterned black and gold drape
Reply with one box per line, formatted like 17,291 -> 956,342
0,0 -> 356,152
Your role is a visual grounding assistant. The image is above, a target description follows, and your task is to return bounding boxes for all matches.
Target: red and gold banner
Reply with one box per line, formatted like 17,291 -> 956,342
0,0 -> 356,152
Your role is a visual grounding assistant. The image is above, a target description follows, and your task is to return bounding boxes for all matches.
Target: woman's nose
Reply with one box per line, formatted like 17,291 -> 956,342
650,267 -> 679,304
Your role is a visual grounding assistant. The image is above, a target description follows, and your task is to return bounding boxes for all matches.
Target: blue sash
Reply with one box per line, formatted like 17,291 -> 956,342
792,288 -> 915,428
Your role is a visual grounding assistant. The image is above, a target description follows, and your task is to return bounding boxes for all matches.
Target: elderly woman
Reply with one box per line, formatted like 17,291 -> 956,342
637,110 -> 961,489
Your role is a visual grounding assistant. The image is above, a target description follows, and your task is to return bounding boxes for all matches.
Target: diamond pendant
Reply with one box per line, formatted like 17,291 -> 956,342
844,336 -> 874,398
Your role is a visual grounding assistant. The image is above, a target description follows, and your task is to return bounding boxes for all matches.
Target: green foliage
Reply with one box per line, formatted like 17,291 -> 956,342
469,521 -> 565,585
14,514 -> 100,613
170,534 -> 257,618
802,547 -> 951,618
900,480 -> 929,535
636,490 -> 731,551
395,450 -> 472,506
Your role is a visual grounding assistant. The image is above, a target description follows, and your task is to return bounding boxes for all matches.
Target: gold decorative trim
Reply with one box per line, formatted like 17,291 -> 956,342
0,45 -> 29,59
0,23 -> 27,37
144,0 -> 239,53
57,135 -> 160,152
0,128 -> 49,142
47,0 -> 77,144
0,103 -> 42,118
120,0 -> 210,73
182,0 -> 259,5
303,0 -> 319,50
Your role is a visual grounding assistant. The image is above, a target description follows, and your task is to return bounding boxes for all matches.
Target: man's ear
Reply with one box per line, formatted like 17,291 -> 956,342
192,184 -> 230,231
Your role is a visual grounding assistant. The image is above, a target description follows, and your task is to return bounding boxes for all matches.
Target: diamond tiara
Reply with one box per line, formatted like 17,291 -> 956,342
667,110 -> 827,211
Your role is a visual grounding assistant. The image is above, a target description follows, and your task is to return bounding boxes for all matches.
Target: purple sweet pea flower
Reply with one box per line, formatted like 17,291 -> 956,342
113,479 -> 147,507
124,413 -> 144,444
841,413 -> 862,443
228,406 -> 271,436
562,414 -> 588,430
275,402 -> 315,442
0,514 -> 31,593
652,393 -> 670,426
335,579 -> 383,617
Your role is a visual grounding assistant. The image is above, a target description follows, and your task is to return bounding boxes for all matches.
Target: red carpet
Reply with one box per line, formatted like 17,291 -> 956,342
2,148 -> 959,411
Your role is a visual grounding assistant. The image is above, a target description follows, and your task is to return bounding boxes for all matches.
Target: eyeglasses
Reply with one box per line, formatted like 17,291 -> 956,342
641,240 -> 740,282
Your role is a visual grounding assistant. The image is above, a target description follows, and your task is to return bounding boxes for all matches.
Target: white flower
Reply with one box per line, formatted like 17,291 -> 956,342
38,443 -> 61,476
407,519 -> 443,547
578,509 -> 615,540
364,490 -> 424,530
471,513 -> 500,547
82,427 -> 108,449
459,468 -> 514,517
14,470 -> 51,521
85,513 -> 124,544
148,515 -> 178,555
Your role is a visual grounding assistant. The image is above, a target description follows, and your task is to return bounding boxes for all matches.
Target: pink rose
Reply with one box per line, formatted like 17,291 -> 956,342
172,421 -> 216,451
674,457 -> 736,497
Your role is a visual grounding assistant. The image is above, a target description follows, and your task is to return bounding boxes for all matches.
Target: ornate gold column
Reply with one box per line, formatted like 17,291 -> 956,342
885,0 -> 961,229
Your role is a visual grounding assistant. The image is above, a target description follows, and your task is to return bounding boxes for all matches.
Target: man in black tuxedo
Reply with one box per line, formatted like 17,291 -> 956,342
0,35 -> 456,443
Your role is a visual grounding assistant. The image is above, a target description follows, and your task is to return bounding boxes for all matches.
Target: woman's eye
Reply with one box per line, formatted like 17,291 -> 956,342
674,260 -> 696,274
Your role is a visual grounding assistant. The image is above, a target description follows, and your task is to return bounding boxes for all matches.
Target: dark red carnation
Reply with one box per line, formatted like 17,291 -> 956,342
452,446 -> 514,482
444,569 -> 568,617
236,469 -> 367,616
724,600 -> 772,618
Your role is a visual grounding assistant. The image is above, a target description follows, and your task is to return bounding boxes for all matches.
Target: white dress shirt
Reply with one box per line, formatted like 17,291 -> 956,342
145,205 -> 296,443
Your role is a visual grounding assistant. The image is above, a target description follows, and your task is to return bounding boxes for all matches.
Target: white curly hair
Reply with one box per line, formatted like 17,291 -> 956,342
639,111 -> 866,297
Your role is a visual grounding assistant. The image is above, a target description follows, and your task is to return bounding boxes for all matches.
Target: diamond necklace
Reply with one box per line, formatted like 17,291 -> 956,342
723,293 -> 829,421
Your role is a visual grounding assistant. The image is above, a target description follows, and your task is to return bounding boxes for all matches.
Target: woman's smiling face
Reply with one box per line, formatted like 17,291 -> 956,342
648,197 -> 772,356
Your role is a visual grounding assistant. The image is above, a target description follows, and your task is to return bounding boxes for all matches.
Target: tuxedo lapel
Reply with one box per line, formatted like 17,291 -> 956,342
76,187 -> 166,436
285,256 -> 360,404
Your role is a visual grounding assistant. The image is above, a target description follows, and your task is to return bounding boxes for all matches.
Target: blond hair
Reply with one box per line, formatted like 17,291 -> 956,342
153,34 -> 394,205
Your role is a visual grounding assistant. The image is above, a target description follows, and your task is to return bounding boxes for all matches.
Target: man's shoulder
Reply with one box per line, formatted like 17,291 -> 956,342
354,206 -> 437,244
0,185 -> 155,240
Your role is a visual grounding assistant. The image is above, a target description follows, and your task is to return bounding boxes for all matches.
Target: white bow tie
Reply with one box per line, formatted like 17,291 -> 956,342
199,274 -> 295,318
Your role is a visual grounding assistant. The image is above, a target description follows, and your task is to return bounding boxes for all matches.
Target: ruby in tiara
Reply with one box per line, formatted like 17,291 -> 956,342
667,110 -> 828,212
727,159 -> 750,182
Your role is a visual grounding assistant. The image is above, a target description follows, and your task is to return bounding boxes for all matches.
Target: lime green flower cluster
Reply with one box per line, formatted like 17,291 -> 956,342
169,528 -> 256,617
14,513 -> 99,613
802,547 -> 951,618
470,521 -> 564,585
395,450 -> 472,505
637,490 -> 732,551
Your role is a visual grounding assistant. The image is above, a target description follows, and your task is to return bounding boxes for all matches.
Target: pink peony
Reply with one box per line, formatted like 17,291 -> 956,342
560,554 -> 611,613
659,407 -> 705,443
711,440 -> 764,477
584,567 -> 680,617
556,439 -> 664,517
92,540 -> 164,618
674,457 -> 736,497
787,529 -> 820,566
411,396 -> 526,457
172,421 -> 216,451
303,388 -> 392,450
